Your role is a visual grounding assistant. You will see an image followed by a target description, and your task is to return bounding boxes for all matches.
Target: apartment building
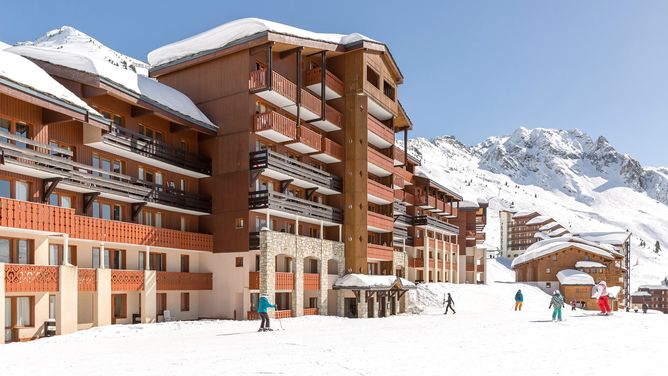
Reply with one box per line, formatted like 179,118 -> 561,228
0,49 -> 217,343
499,209 -> 567,258
631,285 -> 668,313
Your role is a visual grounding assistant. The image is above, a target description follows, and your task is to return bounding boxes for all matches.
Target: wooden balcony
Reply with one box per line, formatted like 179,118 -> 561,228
393,174 -> 405,189
305,67 -> 344,100
364,81 -> 396,121
311,136 -> 343,164
303,308 -> 319,316
367,147 -> 393,177
311,104 -> 343,132
249,271 -> 260,290
0,132 -> 73,179
298,89 -> 322,120
367,179 -> 394,204
254,111 -> 297,143
78,269 -> 97,292
4,264 -> 59,292
286,125 -> 322,154
275,272 -> 295,290
408,257 -> 424,268
250,150 -> 342,193
367,243 -> 393,261
275,310 -> 293,319
466,230 -> 477,239
303,273 -> 320,291
367,115 -> 394,148
249,69 -> 297,106
394,167 -> 415,185
393,145 -> 406,166
367,211 -> 393,232
156,272 -> 213,290
476,232 -> 486,242
0,197 -> 74,234
103,126 -> 212,177
413,215 -> 459,235
111,270 -> 144,291
394,190 -> 415,204
248,190 -> 343,224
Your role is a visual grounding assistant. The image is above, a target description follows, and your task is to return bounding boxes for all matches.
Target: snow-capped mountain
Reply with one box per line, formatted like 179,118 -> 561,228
408,128 -> 668,288
17,26 -> 149,75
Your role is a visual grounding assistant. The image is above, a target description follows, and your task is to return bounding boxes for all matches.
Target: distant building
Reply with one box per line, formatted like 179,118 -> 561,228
631,285 -> 668,313
498,210 -> 567,259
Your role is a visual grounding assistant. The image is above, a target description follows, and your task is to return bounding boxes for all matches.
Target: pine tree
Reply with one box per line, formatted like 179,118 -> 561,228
655,241 -> 661,254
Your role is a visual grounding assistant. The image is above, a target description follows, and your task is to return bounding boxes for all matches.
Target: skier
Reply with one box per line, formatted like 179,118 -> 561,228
549,290 -> 565,322
514,289 -> 523,311
443,293 -> 456,314
570,300 -> 576,311
593,280 -> 611,315
642,303 -> 648,314
257,293 -> 277,331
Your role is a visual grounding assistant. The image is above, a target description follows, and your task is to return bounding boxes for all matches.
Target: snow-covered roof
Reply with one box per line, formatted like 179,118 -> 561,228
0,50 -> 103,118
572,232 -> 631,247
639,285 -> 668,290
511,236 -> 617,268
459,200 -> 480,209
539,221 -> 561,231
575,261 -> 607,269
148,18 -> 378,68
548,228 -> 569,237
9,45 -> 217,132
333,274 -> 416,290
527,215 -> 551,225
557,269 -> 595,286
512,210 -> 538,219
631,291 -> 651,297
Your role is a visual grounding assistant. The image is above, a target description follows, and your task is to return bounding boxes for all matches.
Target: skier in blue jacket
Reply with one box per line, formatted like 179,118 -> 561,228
258,293 -> 277,331
514,289 -> 523,311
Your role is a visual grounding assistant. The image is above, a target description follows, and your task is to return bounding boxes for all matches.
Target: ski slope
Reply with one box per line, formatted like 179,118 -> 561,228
0,261 -> 664,376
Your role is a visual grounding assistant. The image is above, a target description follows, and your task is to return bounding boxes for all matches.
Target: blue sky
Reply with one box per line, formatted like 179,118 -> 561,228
2,0 -> 667,166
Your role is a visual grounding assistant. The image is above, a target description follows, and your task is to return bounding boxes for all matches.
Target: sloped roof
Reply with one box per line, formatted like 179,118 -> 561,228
540,221 -> 561,231
333,274 -> 416,290
511,236 -> 617,268
557,269 -> 595,286
526,215 -> 552,225
572,232 -> 631,247
9,45 -> 217,132
512,210 -> 538,219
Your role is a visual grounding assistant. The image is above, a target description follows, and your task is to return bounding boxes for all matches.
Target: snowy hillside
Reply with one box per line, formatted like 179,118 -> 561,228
17,26 -> 149,75
408,128 -> 668,288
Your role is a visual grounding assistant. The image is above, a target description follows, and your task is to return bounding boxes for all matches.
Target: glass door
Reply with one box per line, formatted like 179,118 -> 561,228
4,297 -> 12,342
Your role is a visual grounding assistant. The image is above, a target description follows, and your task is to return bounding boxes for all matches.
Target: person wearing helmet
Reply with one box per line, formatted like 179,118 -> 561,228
549,290 -> 565,322
594,280 -> 611,315
514,289 -> 524,311
257,293 -> 277,331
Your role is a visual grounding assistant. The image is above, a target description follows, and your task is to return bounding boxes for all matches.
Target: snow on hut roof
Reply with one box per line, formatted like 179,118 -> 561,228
548,228 -> 569,237
459,200 -> 480,209
539,221 -> 561,231
511,236 -> 617,268
631,291 -> 651,297
556,269 -> 595,286
333,274 -> 416,290
571,232 -> 631,247
639,285 -> 668,290
575,261 -> 607,269
0,50 -> 102,118
148,18 -> 379,68
526,215 -> 552,225
9,45 -> 217,132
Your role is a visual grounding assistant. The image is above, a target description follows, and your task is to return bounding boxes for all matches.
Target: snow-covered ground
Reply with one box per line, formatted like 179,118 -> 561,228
1,260 -> 665,376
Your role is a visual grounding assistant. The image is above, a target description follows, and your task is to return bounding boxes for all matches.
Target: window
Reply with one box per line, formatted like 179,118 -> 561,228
113,205 -> 122,221
17,239 -> 30,264
148,252 -> 166,271
181,255 -> 190,272
49,244 -> 59,265
49,295 -> 56,320
112,294 -> 127,319
15,297 -> 33,327
155,212 -> 162,228
156,293 -> 167,319
546,268 -> 551,274
235,218 -> 245,229
0,178 -> 10,198
235,257 -> 244,267
383,80 -> 395,100
113,115 -> 124,127
139,125 -> 164,142
92,248 -> 101,268
138,252 -> 146,270
14,123 -> 29,149
366,66 -> 380,88
309,228 -> 319,238
308,297 -> 318,309
181,293 -> 190,312
14,181 -> 29,201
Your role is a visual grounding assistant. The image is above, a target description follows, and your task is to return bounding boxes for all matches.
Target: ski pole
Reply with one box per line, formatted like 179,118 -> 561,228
278,317 -> 284,331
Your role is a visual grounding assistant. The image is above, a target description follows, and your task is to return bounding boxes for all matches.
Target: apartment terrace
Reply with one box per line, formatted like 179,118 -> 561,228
304,66 -> 344,100
0,197 -> 214,252
249,69 -> 322,121
367,115 -> 394,149
367,147 -> 393,177
248,190 -> 343,224
367,179 -> 394,205
413,215 -> 459,235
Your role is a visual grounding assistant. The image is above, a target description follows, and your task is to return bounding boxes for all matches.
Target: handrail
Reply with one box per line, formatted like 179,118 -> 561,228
0,131 -> 73,157
248,190 -> 342,223
249,150 -> 342,191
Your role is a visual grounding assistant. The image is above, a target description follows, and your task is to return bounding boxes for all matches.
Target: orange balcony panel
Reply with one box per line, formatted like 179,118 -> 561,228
254,111 -> 297,143
276,272 -> 295,290
249,69 -> 297,103
414,237 -> 425,247
393,145 -> 406,166
394,167 -> 413,186
393,174 -> 405,189
247,311 -> 260,320
304,273 -> 320,291
367,244 -> 393,261
367,211 -> 394,232
428,238 -> 436,249
111,270 -> 144,291
249,271 -> 260,290
466,264 -> 485,272
367,115 -> 394,148
428,195 -> 437,208
367,179 -> 394,204
275,310 -> 293,319
78,269 -> 97,292
287,126 -> 321,154
4,264 -> 59,293
156,272 -> 213,290
367,147 -> 393,177
408,257 -> 424,268
303,308 -> 319,316
0,197 -> 74,234
300,89 -> 322,118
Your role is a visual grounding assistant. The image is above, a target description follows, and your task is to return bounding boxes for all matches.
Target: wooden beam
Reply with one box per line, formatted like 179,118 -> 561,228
41,178 -> 62,203
130,105 -> 154,118
42,108 -> 75,125
305,188 -> 317,200
83,192 -> 100,213
169,122 -> 188,133
82,85 -> 107,98
131,202 -> 147,222
279,179 -> 293,194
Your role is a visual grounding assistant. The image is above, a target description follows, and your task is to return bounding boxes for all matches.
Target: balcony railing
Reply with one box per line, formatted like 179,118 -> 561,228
393,201 -> 408,216
303,308 -> 319,316
367,115 -> 394,146
368,211 -> 394,232
78,269 -> 97,292
408,257 -> 424,268
319,137 -> 344,162
393,225 -> 408,239
0,197 -> 74,234
304,273 -> 320,291
249,232 -> 261,250
111,270 -> 144,291
249,69 -> 297,102
254,111 -> 297,140
275,310 -> 293,319
394,214 -> 413,227
413,215 -> 459,234
105,126 -> 211,175
368,147 -> 393,174
250,150 -> 342,192
4,264 -> 59,292
156,272 -> 213,290
0,132 -> 73,176
276,272 -> 295,290
394,166 -> 413,184
295,126 -> 322,151
248,190 -> 343,224
367,179 -> 394,203
367,243 -> 393,260
476,233 -> 486,242
301,89 -> 322,117
304,67 -> 344,98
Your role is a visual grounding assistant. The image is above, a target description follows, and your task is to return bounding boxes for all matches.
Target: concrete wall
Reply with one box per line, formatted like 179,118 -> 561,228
198,252 -> 247,320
